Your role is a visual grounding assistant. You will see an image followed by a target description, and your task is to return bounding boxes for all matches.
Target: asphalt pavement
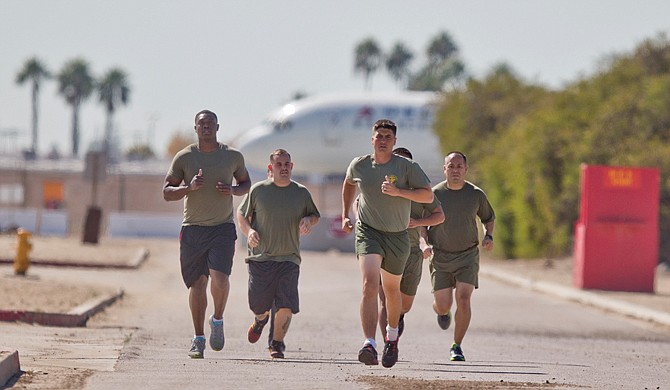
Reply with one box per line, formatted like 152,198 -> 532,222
1,236 -> 669,388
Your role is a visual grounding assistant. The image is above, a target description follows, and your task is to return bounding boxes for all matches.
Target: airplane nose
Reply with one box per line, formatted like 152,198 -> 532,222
234,125 -> 276,174
231,125 -> 272,149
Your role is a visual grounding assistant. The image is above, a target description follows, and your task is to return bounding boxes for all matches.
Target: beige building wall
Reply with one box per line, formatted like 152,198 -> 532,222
0,160 -> 182,236
1,161 -> 346,237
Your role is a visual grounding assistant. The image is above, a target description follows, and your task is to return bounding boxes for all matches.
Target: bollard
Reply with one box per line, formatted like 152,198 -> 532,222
14,228 -> 32,275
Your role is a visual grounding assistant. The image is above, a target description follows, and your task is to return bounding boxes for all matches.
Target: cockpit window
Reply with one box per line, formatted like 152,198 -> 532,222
272,120 -> 292,132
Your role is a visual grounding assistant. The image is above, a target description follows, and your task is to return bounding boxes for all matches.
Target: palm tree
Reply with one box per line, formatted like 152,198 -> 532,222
385,42 -> 414,89
408,31 -> 466,91
97,68 -> 130,157
408,59 -> 466,91
427,31 -> 458,66
354,38 -> 382,90
57,58 -> 94,157
16,57 -> 51,155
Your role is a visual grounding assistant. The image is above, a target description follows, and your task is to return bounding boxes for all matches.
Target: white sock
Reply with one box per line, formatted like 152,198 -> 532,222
212,316 -> 223,323
386,326 -> 399,341
194,335 -> 205,339
363,338 -> 377,349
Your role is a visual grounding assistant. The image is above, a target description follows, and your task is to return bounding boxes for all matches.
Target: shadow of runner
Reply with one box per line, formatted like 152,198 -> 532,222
357,376 -> 577,389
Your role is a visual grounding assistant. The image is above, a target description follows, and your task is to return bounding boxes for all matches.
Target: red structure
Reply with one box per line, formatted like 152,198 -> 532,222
573,164 -> 659,292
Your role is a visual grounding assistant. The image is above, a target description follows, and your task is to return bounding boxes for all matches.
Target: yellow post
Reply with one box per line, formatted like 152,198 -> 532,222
14,228 -> 32,275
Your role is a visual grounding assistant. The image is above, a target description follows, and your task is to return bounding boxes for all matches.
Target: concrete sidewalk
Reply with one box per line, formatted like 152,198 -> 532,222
0,235 -> 149,268
0,236 -> 150,387
480,256 -> 670,328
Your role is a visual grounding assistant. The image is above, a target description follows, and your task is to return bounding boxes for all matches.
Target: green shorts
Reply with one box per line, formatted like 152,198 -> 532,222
429,245 -> 479,292
355,221 -> 409,275
400,247 -> 423,296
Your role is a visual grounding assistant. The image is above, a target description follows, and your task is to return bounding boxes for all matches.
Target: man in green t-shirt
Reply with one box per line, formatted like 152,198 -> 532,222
378,147 -> 445,341
342,119 -> 434,368
427,151 -> 495,362
164,109 -> 251,359
237,149 -> 320,359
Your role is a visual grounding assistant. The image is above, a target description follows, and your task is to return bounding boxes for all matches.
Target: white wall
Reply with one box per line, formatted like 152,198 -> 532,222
0,208 -> 68,236
107,212 -> 182,238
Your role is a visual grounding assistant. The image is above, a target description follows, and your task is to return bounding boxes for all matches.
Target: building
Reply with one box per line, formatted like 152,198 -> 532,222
0,155 -> 353,251
0,155 -> 182,238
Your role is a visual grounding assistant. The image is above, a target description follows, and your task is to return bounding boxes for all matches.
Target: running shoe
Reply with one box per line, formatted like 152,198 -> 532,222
209,315 -> 225,351
188,337 -> 206,359
450,343 -> 465,361
357,344 -> 378,365
247,316 -> 269,343
381,339 -> 399,368
269,340 -> 286,359
398,314 -> 405,337
437,311 -> 452,330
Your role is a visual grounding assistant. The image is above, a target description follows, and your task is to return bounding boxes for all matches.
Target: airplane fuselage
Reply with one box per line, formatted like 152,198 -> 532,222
234,92 -> 444,181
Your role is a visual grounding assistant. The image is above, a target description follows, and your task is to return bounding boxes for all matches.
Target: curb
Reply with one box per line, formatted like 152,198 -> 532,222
480,266 -> 670,327
0,349 -> 20,387
0,247 -> 149,269
0,289 -> 124,327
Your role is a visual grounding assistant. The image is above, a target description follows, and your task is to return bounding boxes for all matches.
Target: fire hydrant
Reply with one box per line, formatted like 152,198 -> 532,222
14,228 -> 32,275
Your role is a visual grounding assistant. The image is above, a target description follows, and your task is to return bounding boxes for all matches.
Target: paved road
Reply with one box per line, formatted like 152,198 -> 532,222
3,239 -> 670,389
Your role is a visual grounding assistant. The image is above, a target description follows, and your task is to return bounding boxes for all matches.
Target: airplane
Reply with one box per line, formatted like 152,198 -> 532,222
232,91 -> 446,182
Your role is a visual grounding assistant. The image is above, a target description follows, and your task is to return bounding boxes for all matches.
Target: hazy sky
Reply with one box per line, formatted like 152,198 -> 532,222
1,1 -> 669,158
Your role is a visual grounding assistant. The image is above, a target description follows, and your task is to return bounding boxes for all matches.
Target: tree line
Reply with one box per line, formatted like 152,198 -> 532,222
15,57 -> 132,160
353,31 -> 466,91
431,34 -> 670,264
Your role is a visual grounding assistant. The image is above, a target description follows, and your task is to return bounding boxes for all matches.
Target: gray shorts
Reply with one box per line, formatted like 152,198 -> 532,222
429,245 -> 479,291
248,260 -> 300,315
179,223 -> 237,288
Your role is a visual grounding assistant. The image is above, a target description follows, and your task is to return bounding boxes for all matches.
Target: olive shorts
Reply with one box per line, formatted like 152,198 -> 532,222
355,221 -> 409,276
429,245 -> 479,292
400,247 -> 424,296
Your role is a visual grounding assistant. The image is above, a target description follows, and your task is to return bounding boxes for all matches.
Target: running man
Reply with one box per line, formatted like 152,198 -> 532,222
378,147 -> 444,340
237,149 -> 320,359
163,109 -> 251,359
342,119 -> 434,368
427,151 -> 495,362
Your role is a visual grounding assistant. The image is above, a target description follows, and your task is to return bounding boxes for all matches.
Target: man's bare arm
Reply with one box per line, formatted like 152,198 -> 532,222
341,179 -> 357,232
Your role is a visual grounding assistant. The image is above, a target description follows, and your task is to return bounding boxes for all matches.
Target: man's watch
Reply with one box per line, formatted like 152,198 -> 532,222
484,234 -> 493,241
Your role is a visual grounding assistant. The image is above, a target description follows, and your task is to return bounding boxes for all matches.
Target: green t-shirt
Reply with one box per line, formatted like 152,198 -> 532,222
428,180 -> 495,253
166,143 -> 248,226
408,197 -> 441,248
346,154 -> 431,233
238,179 -> 320,265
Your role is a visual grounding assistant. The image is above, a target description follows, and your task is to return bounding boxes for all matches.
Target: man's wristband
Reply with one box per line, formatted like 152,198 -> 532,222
484,234 -> 493,241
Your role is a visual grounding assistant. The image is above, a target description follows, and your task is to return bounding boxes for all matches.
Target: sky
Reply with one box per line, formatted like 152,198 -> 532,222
1,0 -> 669,159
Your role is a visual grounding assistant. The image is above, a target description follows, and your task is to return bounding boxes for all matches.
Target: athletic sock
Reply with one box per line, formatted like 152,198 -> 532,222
364,338 -> 377,349
194,335 -> 205,340
212,317 -> 223,324
386,326 -> 399,341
